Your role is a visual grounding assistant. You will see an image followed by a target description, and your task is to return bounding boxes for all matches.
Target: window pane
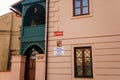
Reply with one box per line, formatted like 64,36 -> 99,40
85,58 -> 91,66
76,66 -> 83,76
82,7 -> 88,14
76,49 -> 82,57
82,0 -> 88,6
76,58 -> 82,66
85,66 -> 92,76
75,8 -> 81,15
75,0 -> 81,7
84,48 -> 90,57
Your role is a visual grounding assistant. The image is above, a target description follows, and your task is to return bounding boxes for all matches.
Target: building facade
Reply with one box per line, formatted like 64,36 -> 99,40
0,12 -> 21,71
0,0 -> 120,80
46,0 -> 120,80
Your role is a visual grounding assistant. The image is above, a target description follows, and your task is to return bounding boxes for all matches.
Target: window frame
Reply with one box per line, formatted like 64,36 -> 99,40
74,46 -> 93,78
73,0 -> 90,16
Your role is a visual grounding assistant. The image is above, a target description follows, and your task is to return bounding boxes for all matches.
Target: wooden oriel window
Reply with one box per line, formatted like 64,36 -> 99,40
74,47 -> 93,78
73,0 -> 89,16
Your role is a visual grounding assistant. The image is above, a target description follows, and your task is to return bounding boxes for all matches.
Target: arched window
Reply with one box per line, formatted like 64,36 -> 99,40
23,4 -> 45,26
24,45 -> 44,56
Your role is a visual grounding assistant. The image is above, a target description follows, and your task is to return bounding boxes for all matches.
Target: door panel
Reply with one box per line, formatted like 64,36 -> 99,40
29,59 -> 35,80
25,58 -> 35,80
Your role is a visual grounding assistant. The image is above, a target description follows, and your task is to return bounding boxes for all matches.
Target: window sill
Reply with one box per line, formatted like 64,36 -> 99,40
75,76 -> 93,78
71,14 -> 93,19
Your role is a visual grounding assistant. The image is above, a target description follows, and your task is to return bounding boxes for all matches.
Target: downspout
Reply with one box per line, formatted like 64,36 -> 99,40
45,0 -> 50,80
7,13 -> 13,70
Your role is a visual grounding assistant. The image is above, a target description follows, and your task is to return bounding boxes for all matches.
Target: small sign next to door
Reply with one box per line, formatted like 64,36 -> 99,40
54,31 -> 63,36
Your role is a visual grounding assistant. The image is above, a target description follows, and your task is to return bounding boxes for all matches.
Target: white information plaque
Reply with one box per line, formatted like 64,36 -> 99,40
54,47 -> 64,56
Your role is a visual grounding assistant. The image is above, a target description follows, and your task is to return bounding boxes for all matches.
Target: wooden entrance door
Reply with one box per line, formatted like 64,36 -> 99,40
25,58 -> 35,80
24,45 -> 44,80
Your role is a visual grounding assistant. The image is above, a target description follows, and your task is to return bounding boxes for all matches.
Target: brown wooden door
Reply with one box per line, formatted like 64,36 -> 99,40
25,58 -> 35,80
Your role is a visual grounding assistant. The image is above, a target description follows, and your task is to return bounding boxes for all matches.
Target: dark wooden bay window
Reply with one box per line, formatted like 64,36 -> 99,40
74,47 -> 93,78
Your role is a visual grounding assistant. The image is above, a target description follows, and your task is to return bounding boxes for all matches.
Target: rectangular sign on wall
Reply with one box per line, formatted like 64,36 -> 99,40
54,47 -> 64,56
54,31 -> 63,36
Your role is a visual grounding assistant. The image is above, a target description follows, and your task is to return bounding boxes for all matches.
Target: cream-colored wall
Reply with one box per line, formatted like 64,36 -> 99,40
0,12 -> 21,71
11,13 -> 21,55
0,13 -> 12,71
47,0 -> 120,80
